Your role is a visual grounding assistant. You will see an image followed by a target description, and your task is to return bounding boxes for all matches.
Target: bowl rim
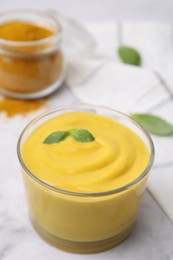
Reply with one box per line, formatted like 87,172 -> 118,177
17,104 -> 155,197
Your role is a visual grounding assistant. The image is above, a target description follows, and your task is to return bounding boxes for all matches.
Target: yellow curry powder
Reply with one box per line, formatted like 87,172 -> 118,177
0,21 -> 63,95
0,21 -> 53,41
0,97 -> 45,117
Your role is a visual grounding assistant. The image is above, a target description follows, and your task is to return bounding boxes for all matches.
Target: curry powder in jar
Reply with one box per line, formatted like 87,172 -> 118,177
0,10 -> 65,99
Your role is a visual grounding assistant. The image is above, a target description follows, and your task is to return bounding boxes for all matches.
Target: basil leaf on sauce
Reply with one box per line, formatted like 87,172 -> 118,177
131,113 -> 173,136
118,46 -> 141,66
70,129 -> 95,143
43,131 -> 69,144
44,129 -> 95,144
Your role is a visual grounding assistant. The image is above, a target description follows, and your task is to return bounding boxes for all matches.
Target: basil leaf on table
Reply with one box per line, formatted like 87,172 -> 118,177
131,113 -> 173,136
70,129 -> 95,143
118,46 -> 141,66
43,131 -> 69,144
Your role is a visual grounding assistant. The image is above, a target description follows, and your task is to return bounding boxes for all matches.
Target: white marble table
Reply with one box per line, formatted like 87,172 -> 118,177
0,86 -> 173,260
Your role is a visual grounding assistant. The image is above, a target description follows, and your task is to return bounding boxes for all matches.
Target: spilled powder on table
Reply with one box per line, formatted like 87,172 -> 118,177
0,97 -> 46,117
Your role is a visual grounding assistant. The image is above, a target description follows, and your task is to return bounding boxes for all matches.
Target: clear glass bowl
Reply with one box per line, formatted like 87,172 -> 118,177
17,105 -> 154,253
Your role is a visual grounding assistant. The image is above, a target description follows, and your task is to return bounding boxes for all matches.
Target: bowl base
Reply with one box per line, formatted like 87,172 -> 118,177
31,218 -> 135,254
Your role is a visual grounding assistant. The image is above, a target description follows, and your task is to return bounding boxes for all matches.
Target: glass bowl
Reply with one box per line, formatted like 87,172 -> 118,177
17,104 -> 154,253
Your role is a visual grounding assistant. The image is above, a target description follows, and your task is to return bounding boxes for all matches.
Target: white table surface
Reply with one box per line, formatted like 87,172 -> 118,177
0,1 -> 173,259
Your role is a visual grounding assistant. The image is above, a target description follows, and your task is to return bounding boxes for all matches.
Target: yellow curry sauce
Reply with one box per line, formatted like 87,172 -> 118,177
20,111 -> 151,247
22,112 -> 149,193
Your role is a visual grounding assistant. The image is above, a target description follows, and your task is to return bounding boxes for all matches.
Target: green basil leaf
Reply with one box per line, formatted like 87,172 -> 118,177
43,131 -> 69,144
131,113 -> 173,136
118,46 -> 141,66
70,129 -> 95,143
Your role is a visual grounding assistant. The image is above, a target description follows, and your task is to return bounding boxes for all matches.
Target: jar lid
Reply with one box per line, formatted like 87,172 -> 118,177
46,10 -> 96,58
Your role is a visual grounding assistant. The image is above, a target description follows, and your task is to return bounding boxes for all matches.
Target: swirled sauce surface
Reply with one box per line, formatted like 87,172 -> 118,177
22,112 -> 149,193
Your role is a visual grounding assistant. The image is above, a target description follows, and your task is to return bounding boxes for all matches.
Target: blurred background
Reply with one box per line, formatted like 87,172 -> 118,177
0,0 -> 173,22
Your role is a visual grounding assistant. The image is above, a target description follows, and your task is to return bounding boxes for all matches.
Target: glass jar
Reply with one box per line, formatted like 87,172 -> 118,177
17,105 -> 154,253
0,10 -> 65,99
